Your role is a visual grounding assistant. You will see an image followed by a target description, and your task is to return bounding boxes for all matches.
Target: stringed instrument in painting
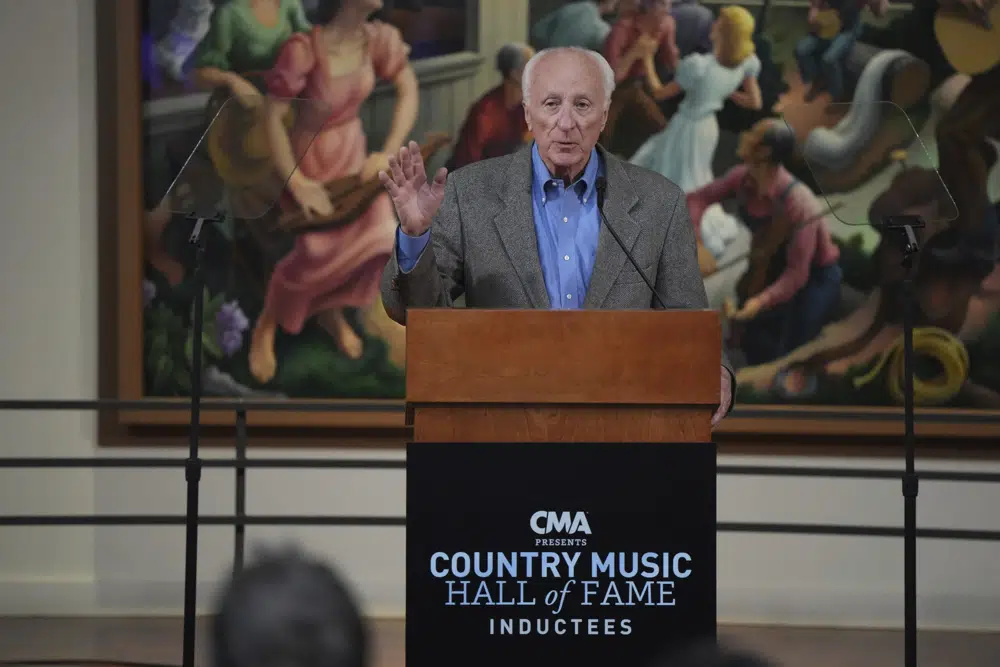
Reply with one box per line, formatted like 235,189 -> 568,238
275,132 -> 451,233
731,201 -> 843,304
735,216 -> 794,306
934,0 -> 1000,75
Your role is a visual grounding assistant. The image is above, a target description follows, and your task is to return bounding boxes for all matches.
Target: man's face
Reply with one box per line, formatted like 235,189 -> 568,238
523,51 -> 608,176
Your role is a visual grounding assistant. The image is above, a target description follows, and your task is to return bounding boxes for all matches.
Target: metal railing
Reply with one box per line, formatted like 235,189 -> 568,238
3,398 -> 1000,543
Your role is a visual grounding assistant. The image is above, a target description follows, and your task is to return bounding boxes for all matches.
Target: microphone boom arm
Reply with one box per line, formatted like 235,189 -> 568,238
595,176 -> 668,310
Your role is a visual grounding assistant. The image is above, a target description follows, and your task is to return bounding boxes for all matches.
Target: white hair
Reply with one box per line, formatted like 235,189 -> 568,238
521,47 -> 616,110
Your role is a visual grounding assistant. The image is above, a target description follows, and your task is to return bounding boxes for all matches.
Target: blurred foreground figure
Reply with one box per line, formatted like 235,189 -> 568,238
651,639 -> 778,667
213,548 -> 369,667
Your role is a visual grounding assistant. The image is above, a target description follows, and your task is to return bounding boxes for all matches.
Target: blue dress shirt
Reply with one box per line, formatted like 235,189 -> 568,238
396,143 -> 605,309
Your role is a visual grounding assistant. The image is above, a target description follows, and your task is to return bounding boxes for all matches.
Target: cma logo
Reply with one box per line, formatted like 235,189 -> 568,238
530,511 -> 592,535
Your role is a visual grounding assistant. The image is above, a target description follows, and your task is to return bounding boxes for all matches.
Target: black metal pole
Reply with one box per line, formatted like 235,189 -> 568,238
902,267 -> 918,667
234,409 -> 248,573
181,218 -> 207,667
882,216 -> 922,667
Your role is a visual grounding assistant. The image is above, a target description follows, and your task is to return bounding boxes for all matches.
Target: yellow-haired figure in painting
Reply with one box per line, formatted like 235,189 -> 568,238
247,0 -> 416,383
631,5 -> 762,260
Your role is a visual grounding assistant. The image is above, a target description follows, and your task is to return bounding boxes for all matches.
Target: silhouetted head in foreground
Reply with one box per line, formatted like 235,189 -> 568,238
212,547 -> 368,667
650,639 -> 778,667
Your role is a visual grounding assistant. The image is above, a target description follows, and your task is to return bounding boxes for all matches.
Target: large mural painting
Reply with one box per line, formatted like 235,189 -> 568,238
132,0 -> 1000,436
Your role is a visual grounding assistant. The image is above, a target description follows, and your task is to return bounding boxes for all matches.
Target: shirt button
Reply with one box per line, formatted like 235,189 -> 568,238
566,294 -> 572,300
563,255 -> 570,261
563,217 -> 568,223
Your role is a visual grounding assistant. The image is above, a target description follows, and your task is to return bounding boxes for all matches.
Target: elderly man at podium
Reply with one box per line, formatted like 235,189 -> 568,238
377,46 -> 734,425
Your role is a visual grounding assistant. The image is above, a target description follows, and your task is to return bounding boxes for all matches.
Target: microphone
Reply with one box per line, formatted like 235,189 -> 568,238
594,176 -> 668,309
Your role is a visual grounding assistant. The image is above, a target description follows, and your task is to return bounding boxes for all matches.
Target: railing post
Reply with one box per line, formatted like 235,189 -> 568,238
234,408 -> 248,573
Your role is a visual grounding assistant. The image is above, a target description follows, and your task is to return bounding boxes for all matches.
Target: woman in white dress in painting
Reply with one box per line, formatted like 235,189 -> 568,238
630,5 -> 762,257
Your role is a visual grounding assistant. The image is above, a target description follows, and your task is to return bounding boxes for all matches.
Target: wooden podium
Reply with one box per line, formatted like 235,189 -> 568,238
404,307 -> 721,667
404,308 -> 722,443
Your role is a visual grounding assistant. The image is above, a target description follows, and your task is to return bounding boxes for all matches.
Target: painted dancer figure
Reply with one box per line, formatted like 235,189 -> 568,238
143,0 -> 313,286
631,6 -> 761,258
191,0 -> 312,100
687,119 -> 842,366
600,0 -> 680,158
248,0 -> 417,381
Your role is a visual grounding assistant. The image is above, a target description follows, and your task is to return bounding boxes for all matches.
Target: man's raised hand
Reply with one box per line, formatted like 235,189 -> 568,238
379,140 -> 448,237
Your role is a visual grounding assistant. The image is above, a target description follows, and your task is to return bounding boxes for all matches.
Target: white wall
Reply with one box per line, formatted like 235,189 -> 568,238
1,0 -> 999,630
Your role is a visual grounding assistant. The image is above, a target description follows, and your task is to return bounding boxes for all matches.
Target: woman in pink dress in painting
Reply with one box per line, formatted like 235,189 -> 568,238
249,0 -> 417,383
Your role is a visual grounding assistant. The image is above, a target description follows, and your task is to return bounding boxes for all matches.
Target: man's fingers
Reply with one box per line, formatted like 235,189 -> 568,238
410,141 -> 425,169
399,144 -> 414,179
408,142 -> 427,183
388,152 -> 406,184
379,170 -> 400,198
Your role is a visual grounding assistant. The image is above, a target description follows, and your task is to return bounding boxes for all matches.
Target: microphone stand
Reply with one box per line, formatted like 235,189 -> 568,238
181,213 -> 216,667
594,178 -> 667,309
880,214 -> 924,667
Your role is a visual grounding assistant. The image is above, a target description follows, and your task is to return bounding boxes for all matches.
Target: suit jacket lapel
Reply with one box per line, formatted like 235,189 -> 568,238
584,148 -> 640,308
493,145 -> 551,308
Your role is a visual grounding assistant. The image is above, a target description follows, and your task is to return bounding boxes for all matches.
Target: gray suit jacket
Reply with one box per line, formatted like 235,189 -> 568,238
379,143 -> 734,386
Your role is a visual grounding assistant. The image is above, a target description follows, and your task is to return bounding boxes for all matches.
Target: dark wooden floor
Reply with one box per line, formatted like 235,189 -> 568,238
0,618 -> 997,667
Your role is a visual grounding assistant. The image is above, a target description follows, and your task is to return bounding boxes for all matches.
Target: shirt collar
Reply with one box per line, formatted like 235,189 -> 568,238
531,142 -> 603,203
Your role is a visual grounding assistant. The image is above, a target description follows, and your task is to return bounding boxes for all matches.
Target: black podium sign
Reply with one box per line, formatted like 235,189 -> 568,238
405,441 -> 717,667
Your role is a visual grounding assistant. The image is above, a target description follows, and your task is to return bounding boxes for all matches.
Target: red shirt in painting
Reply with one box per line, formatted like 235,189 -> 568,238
603,13 -> 679,82
687,164 -> 841,309
448,84 -> 528,169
